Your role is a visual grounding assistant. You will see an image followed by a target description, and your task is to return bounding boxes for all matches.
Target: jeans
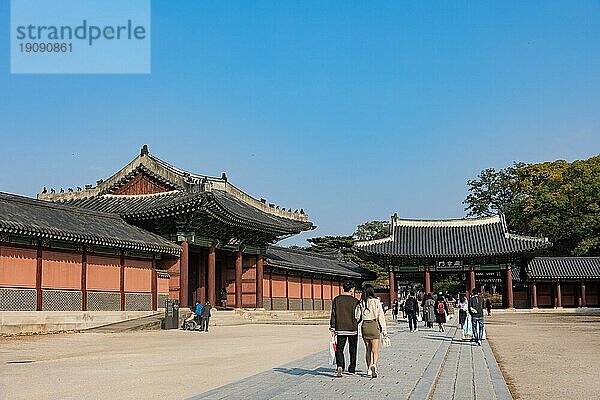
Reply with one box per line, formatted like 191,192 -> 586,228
407,310 -> 417,331
335,334 -> 358,372
201,316 -> 210,331
472,317 -> 484,342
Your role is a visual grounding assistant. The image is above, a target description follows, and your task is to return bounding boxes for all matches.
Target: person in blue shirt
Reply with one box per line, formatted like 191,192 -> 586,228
195,301 -> 203,325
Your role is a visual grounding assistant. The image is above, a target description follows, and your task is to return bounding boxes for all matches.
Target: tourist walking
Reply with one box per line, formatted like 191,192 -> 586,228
400,298 -> 406,319
456,294 -> 468,328
405,291 -> 419,332
485,298 -> 492,316
424,293 -> 435,328
200,301 -> 213,332
330,280 -> 359,377
469,288 -> 485,345
355,284 -> 388,378
220,287 -> 228,309
435,294 -> 448,332
391,299 -> 399,321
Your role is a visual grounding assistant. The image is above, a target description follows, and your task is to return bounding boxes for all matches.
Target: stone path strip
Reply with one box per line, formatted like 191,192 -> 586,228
189,317 -> 511,400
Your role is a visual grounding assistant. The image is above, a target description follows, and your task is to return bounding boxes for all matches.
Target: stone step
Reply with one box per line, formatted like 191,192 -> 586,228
86,313 -> 163,333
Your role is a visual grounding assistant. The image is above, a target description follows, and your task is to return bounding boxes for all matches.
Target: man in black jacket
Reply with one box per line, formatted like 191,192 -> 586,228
469,288 -> 485,345
330,281 -> 359,377
405,292 -> 419,332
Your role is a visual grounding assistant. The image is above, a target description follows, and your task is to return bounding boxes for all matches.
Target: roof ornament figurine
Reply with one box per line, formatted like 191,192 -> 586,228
41,187 -> 47,194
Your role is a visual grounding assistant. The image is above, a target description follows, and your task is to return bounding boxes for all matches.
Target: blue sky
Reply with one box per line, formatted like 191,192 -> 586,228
1,1 -> 599,246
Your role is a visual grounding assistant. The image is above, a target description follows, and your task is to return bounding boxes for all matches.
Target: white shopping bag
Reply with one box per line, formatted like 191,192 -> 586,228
328,335 -> 337,365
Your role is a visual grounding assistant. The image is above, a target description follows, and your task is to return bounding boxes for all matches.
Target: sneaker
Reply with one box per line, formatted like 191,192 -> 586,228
371,364 -> 378,378
415,328 -> 418,332
367,366 -> 372,377
336,367 -> 343,377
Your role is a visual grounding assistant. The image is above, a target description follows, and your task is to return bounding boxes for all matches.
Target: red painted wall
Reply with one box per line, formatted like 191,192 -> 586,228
124,267 -> 152,293
87,255 -> 120,291
0,246 -> 37,288
42,250 -> 81,290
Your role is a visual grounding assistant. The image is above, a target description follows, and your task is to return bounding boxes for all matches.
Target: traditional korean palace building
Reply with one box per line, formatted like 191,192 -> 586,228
0,146 -> 374,313
355,213 -> 600,308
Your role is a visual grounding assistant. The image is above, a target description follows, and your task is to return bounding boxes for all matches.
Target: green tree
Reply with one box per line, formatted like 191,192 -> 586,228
464,155 -> 600,256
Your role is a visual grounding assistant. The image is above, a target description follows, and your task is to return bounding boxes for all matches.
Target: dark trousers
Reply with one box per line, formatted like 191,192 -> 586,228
459,310 -> 467,327
201,316 -> 210,331
335,334 -> 358,373
407,310 -> 417,331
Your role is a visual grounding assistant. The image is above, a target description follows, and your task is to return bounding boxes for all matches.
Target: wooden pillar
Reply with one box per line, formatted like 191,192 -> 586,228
556,281 -> 562,308
311,277 -> 315,310
424,269 -> 431,294
180,241 -> 189,307
208,246 -> 216,305
235,250 -> 243,308
389,270 -> 396,307
532,281 -> 538,308
470,268 -> 476,294
151,256 -> 158,311
256,254 -> 264,308
300,276 -> 304,310
320,277 -> 324,310
506,266 -> 514,308
81,250 -> 87,311
120,251 -> 125,311
198,249 -> 205,304
285,272 -> 289,310
36,242 -> 43,311
581,282 -> 587,307
269,270 -> 273,310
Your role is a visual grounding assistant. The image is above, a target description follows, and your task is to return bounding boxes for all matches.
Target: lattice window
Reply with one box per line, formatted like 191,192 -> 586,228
87,292 -> 121,311
125,293 -> 152,311
42,290 -> 82,311
0,288 -> 36,311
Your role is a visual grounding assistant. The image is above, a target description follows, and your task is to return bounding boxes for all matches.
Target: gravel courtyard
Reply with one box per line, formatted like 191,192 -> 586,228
486,311 -> 600,400
0,325 -> 328,399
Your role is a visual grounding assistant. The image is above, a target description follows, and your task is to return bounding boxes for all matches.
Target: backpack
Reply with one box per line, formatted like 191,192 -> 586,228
437,301 -> 444,314
404,297 -> 414,311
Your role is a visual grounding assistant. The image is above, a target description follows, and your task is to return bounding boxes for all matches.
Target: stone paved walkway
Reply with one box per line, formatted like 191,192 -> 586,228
189,316 -> 511,400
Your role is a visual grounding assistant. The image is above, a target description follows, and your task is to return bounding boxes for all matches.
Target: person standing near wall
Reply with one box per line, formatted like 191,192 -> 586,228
330,281 -> 359,377
220,287 -> 228,309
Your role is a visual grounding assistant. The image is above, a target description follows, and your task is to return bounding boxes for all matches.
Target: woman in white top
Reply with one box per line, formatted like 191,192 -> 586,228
355,284 -> 388,378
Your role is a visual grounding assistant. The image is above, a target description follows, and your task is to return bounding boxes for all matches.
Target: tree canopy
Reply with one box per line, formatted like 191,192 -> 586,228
297,220 -> 391,288
464,155 -> 600,256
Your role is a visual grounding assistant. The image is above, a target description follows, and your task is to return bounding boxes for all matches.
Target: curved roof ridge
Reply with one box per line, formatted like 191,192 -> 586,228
392,214 -> 501,227
505,232 -> 550,243
102,190 -> 183,199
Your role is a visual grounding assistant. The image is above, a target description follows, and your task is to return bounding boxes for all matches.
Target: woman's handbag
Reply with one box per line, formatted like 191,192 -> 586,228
381,335 -> 391,348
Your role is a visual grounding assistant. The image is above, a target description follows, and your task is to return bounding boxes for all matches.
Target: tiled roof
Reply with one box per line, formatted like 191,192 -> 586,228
38,147 -> 314,235
355,214 -> 551,258
57,190 -> 313,234
527,257 -> 600,280
265,246 -> 377,280
0,192 -> 181,255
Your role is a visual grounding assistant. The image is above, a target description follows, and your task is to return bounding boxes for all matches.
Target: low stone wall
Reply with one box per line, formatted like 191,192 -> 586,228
0,311 -> 156,335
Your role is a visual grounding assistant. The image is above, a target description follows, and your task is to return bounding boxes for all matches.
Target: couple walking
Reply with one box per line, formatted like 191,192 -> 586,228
330,281 -> 388,378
